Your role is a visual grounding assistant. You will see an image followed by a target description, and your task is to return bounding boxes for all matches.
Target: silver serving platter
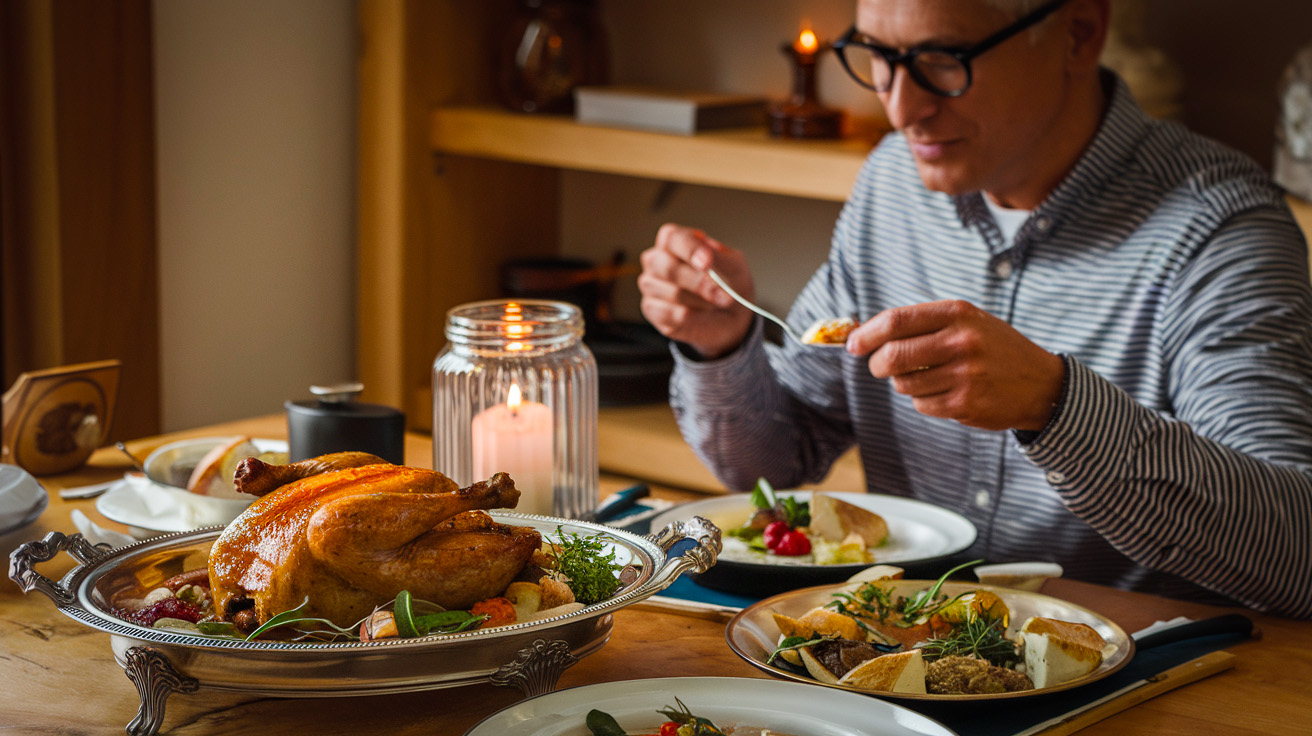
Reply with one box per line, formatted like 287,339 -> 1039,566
10,513 -> 720,736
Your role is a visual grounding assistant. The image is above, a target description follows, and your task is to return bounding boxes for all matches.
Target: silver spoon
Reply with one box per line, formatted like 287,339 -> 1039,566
706,269 -> 848,348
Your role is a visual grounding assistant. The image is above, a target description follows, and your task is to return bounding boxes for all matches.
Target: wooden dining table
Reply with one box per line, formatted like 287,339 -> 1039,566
1,415 -> 1308,735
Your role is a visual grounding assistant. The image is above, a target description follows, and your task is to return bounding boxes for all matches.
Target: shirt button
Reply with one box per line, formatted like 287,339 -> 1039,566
974,490 -> 991,508
994,260 -> 1013,278
1035,216 -> 1052,231
1045,470 -> 1066,485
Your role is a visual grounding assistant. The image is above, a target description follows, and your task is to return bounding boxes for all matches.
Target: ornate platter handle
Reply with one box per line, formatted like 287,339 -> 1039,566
645,515 -> 721,590
488,639 -> 578,697
122,646 -> 199,736
8,531 -> 109,605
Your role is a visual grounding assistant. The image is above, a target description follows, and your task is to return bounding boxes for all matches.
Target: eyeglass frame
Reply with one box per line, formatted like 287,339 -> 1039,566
832,0 -> 1071,98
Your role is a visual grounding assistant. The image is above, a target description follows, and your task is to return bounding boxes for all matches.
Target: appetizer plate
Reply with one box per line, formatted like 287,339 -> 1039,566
464,675 -> 958,736
648,491 -> 976,595
726,580 -> 1133,702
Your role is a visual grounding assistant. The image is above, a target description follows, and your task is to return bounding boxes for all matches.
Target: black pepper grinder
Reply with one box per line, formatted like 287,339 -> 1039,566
285,382 -> 406,464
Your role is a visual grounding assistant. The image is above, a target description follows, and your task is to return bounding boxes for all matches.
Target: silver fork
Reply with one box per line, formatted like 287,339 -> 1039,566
706,269 -> 844,348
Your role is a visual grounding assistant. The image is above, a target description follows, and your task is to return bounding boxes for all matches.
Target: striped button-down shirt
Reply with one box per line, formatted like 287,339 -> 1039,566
669,73 -> 1312,618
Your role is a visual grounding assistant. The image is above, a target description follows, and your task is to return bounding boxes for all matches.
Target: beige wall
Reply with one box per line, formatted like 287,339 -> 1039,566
153,0 -> 357,431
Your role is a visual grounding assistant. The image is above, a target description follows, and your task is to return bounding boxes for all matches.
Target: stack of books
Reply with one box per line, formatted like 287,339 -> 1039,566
573,86 -> 768,135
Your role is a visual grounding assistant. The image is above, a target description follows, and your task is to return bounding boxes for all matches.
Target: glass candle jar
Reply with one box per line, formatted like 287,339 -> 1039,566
433,299 -> 598,518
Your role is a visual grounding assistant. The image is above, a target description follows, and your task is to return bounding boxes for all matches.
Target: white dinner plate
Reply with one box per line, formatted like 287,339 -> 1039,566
463,676 -> 958,736
648,491 -> 976,595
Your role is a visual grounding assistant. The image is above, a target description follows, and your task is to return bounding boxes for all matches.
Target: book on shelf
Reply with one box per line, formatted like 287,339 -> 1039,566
573,86 -> 768,135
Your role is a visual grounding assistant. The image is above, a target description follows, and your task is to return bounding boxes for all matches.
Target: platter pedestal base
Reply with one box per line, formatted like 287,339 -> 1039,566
122,646 -> 199,736
489,638 -> 579,697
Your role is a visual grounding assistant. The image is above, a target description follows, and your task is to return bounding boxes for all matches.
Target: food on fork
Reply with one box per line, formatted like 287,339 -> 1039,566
801,316 -> 857,345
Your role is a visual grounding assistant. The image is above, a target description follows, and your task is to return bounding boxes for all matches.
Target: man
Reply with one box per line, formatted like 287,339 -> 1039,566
637,0 -> 1312,618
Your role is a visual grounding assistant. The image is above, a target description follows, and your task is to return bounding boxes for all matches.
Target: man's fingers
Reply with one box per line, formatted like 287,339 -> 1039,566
850,300 -> 972,354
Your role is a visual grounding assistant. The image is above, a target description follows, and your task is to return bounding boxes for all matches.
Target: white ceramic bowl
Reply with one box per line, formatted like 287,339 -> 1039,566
0,464 -> 49,535
127,437 -> 287,529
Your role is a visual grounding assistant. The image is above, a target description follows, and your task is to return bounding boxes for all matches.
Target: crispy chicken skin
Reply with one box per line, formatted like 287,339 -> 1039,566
233,451 -> 390,497
208,462 -> 541,629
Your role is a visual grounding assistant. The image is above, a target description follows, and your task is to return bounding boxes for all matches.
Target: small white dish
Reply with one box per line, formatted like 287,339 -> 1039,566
974,561 -> 1064,592
0,464 -> 49,536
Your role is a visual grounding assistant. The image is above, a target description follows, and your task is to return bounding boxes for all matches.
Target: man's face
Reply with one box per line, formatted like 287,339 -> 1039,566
856,0 -> 1072,206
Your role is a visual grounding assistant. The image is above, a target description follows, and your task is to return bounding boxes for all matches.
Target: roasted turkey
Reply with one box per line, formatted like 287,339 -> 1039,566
208,454 -> 541,631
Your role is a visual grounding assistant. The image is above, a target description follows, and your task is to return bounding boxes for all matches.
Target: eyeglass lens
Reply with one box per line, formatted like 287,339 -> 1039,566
852,48 -> 969,96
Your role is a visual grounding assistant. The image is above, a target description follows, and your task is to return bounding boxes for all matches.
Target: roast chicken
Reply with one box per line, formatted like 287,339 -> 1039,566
208,454 -> 541,631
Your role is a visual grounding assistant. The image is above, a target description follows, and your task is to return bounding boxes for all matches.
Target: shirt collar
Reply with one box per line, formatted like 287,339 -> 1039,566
955,70 -> 1149,233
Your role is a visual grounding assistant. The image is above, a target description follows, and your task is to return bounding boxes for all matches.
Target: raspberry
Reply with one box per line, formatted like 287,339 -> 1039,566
125,597 -> 203,626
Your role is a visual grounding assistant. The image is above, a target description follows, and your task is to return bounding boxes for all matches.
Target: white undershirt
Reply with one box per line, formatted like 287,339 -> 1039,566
985,196 -> 1032,245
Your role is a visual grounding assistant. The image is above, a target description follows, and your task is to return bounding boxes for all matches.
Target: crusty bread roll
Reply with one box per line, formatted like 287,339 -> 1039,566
1020,616 -> 1105,688
838,649 -> 927,693
810,492 -> 889,547
772,606 -> 862,641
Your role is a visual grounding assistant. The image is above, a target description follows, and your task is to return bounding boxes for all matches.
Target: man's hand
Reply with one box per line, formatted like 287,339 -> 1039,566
638,224 -> 756,359
846,300 -> 1066,432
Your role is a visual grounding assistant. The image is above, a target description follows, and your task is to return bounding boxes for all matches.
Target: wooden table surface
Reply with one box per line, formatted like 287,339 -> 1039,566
2,416 -> 1308,735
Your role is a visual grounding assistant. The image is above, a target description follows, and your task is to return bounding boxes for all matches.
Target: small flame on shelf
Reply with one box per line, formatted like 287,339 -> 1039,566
794,28 -> 819,55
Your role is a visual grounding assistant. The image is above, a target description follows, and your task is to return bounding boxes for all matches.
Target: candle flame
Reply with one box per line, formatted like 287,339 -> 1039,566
507,383 -> 522,415
795,28 -> 819,54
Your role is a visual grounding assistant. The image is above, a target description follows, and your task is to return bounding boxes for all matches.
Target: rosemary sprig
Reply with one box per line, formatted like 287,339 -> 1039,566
916,615 -> 1021,668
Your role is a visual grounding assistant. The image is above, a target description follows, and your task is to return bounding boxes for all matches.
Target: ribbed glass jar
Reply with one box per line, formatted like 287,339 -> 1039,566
433,299 -> 598,518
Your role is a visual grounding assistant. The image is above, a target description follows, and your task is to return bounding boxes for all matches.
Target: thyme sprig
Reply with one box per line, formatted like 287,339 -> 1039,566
547,527 -> 623,605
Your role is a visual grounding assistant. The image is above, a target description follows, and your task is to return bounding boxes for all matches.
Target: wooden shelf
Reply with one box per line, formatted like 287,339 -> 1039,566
430,106 -> 877,202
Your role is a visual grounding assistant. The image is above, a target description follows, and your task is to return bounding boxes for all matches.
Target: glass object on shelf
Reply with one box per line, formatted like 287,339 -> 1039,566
496,0 -> 608,114
1276,40 -> 1312,201
433,300 -> 599,519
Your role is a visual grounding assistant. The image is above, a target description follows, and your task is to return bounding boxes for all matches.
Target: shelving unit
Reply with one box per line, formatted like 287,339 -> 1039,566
430,106 -> 874,202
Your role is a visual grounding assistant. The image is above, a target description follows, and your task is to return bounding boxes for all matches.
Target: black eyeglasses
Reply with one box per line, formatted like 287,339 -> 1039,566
833,0 -> 1070,98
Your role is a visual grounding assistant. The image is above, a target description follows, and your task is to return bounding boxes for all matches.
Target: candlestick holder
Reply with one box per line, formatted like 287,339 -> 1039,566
433,299 -> 599,519
769,33 -> 844,140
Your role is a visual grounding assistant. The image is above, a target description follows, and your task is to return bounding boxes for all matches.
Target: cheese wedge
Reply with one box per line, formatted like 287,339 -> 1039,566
838,649 -> 927,694
1020,616 -> 1105,688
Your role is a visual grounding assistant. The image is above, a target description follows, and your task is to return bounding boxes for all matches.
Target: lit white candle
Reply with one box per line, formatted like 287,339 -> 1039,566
471,383 -> 554,516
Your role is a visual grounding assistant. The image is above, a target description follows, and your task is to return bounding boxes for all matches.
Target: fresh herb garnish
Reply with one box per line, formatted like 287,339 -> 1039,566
747,477 -> 810,528
548,527 -> 623,605
917,615 -> 1021,668
656,698 -> 727,735
767,633 -> 829,665
585,709 -> 629,736
393,590 -> 486,637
